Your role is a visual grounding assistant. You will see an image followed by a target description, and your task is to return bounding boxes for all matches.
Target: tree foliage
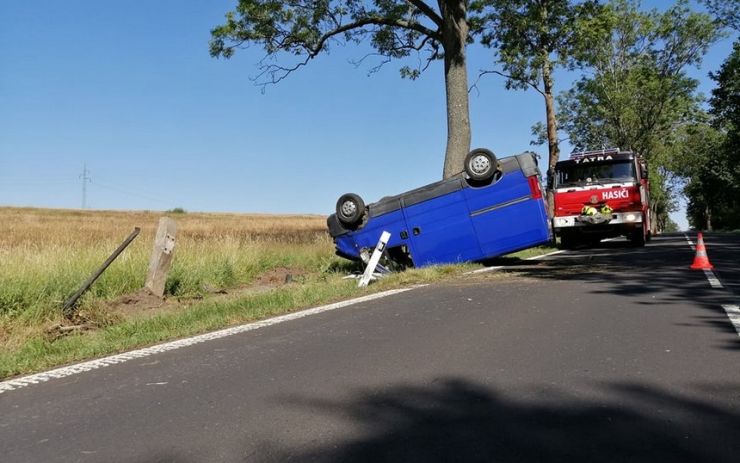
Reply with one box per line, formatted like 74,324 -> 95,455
210,1 -> 485,179
472,0 -> 601,213
710,40 -> 740,148
701,0 -> 740,31
669,119 -> 733,230
676,40 -> 740,230
557,0 -> 721,231
474,0 -> 599,92
210,1 -> 450,84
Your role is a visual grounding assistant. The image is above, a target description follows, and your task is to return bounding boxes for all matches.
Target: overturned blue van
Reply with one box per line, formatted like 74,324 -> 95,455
327,149 -> 551,268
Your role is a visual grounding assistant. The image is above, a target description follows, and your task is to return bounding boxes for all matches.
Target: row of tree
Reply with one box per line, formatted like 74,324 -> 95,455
209,0 -> 738,230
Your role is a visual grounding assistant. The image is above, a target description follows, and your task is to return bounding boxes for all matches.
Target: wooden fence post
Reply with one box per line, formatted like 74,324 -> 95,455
145,217 -> 177,297
62,227 -> 141,317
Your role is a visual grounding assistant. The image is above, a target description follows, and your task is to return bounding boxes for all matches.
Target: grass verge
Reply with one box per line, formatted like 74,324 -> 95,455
0,245 -> 556,380
0,263 -> 482,379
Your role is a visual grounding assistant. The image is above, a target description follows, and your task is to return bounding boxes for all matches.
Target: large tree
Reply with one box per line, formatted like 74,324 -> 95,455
472,0 -> 600,213
210,1 -> 486,179
557,0 -> 720,232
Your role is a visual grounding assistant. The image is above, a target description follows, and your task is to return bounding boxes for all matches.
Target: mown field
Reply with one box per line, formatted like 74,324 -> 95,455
0,207 -> 333,319
0,207 -> 553,379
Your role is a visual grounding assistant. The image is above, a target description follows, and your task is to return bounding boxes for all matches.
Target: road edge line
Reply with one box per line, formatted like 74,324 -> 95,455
0,285 -> 427,395
465,249 -> 564,275
721,305 -> 740,338
683,233 -> 740,337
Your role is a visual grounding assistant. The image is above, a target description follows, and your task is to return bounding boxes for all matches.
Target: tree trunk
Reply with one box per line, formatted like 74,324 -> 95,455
705,204 -> 713,231
440,0 -> 471,179
650,201 -> 659,234
542,56 -> 560,217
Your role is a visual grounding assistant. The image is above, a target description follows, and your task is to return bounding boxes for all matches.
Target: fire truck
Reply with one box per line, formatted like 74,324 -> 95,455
552,148 -> 650,248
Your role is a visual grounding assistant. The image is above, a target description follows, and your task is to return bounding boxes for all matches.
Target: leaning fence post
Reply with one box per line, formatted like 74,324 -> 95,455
145,217 -> 177,297
62,227 -> 141,317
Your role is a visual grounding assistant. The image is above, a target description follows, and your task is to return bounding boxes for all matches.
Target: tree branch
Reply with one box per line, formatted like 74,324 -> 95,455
406,0 -> 443,27
304,17 -> 440,57
474,69 -> 545,97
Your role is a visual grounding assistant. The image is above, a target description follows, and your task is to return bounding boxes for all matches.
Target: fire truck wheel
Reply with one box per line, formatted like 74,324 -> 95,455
336,193 -> 366,226
630,229 -> 646,247
559,232 -> 577,249
464,148 -> 497,181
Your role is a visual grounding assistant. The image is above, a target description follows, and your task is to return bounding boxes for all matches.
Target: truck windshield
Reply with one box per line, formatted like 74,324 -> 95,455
556,161 -> 635,187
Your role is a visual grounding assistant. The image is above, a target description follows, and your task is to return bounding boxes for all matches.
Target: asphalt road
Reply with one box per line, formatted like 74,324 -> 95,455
1,232 -> 739,462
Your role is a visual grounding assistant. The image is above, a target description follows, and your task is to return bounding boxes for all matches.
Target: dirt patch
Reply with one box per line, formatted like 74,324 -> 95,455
45,322 -> 97,342
106,289 -> 168,317
255,266 -> 306,286
105,267 -> 306,319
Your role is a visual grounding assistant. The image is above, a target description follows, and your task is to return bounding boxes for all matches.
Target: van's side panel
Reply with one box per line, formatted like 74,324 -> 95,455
402,190 -> 483,266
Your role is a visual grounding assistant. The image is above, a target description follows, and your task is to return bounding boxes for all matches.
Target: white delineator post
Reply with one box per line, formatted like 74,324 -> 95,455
358,231 -> 391,288
145,217 -> 177,297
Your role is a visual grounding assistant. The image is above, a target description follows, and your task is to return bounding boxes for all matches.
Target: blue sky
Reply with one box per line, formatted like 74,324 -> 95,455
0,1 -> 735,228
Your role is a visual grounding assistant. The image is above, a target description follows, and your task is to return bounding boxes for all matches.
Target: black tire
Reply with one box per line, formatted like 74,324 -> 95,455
335,193 -> 365,226
588,236 -> 603,247
464,148 -> 497,181
630,228 -> 646,247
559,231 -> 577,250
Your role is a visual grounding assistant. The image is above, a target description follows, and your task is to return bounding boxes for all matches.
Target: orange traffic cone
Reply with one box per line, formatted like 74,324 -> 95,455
690,232 -> 714,270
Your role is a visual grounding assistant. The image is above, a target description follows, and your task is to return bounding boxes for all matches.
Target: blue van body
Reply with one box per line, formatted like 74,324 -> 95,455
327,152 -> 551,268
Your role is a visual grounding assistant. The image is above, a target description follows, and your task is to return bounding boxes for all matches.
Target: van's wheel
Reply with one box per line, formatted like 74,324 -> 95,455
464,148 -> 497,181
336,193 -> 365,226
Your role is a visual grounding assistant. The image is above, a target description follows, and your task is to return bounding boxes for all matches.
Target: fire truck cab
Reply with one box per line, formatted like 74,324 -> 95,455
552,148 -> 650,248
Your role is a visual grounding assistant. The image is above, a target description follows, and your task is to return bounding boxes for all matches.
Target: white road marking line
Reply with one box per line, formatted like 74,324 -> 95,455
0,285 -> 425,395
528,250 -> 565,260
465,249 -> 565,275
467,265 -> 504,274
721,305 -> 740,337
703,269 -> 724,289
683,233 -> 740,337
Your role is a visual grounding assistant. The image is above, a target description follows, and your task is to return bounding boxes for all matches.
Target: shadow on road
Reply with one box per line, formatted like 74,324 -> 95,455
706,232 -> 740,295
492,234 -> 740,349
258,377 -> 740,462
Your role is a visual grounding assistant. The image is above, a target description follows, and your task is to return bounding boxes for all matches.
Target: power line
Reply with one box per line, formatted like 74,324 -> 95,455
89,180 -> 173,205
80,164 -> 91,209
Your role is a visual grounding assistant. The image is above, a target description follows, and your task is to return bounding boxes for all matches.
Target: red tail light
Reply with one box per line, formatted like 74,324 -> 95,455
528,175 -> 543,199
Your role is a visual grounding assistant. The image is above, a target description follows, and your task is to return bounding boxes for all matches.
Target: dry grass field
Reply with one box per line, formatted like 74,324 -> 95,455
0,208 -> 347,364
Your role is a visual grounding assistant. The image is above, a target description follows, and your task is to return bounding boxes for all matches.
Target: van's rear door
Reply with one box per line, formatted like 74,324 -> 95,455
463,154 -> 550,257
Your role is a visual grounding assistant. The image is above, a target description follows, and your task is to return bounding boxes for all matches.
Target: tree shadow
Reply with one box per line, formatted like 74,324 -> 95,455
477,255 -> 542,267
705,233 -> 740,295
492,234 -> 740,347
255,378 -> 740,462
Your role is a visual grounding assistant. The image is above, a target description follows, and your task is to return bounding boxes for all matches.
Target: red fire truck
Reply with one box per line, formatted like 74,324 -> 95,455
552,148 -> 651,248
